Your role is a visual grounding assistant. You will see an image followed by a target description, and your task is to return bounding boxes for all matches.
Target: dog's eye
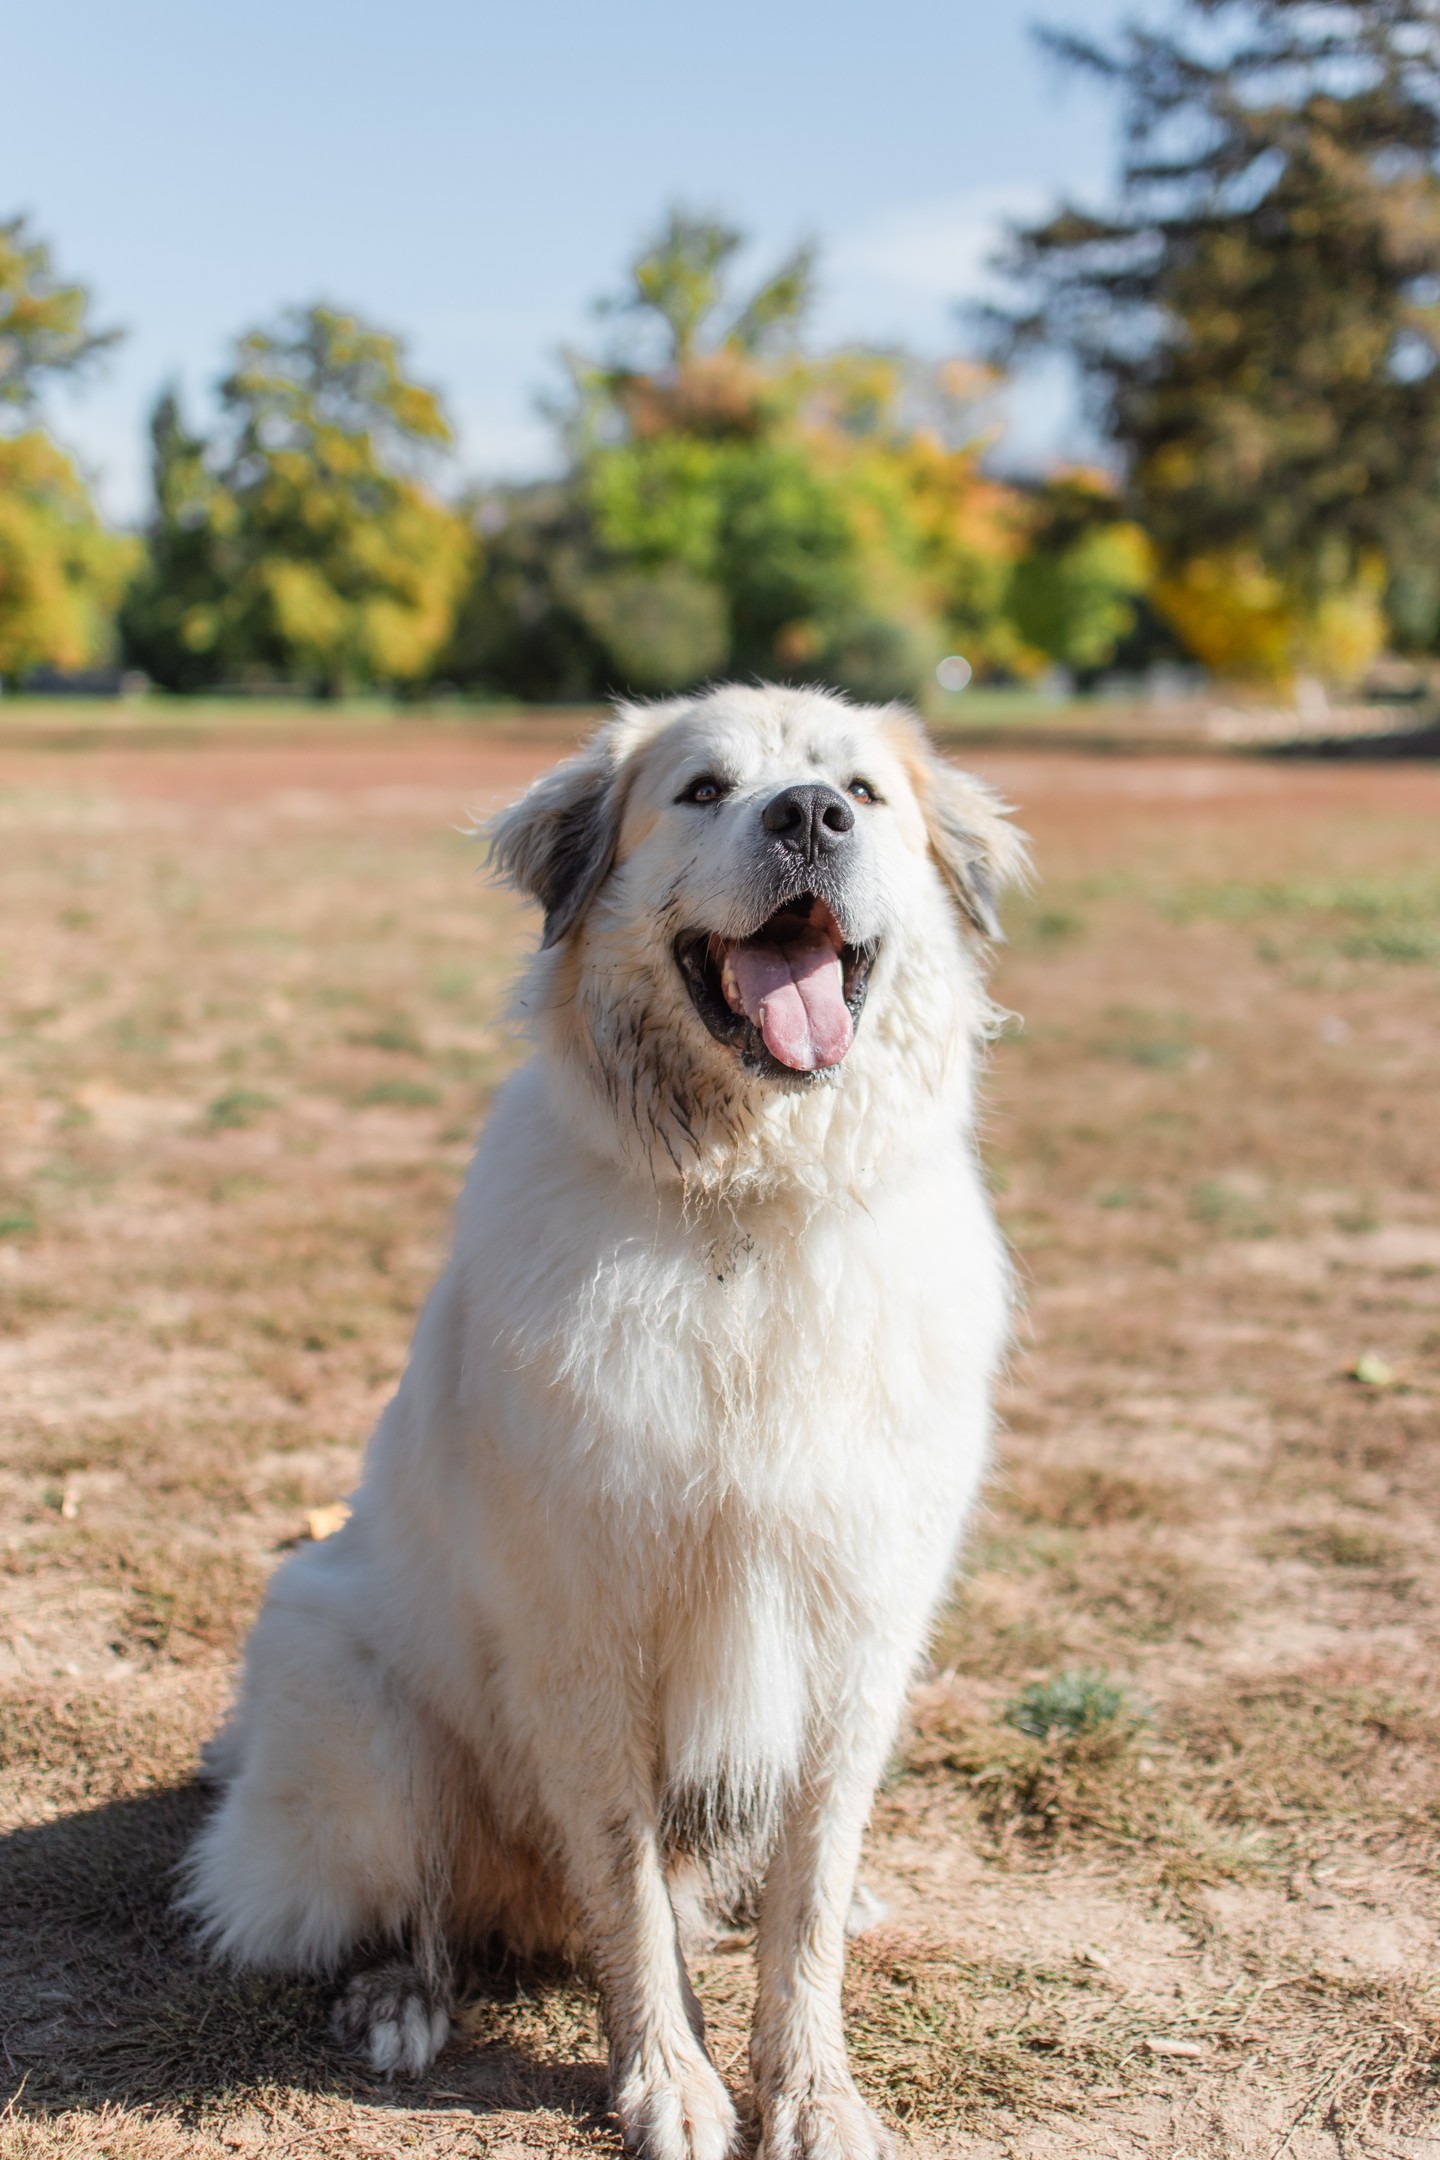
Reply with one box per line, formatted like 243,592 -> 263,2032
846,777 -> 878,804
679,775 -> 728,805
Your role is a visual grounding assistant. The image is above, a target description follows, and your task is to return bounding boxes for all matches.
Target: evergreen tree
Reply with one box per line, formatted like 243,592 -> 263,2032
995,0 -> 1440,677
120,390 -> 238,692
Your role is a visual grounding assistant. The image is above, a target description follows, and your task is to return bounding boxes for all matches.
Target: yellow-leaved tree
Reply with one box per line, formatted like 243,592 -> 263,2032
0,215 -> 132,688
124,307 -> 473,695
1151,549 -> 1387,689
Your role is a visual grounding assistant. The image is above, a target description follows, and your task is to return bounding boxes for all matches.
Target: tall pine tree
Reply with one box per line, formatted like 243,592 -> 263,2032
996,1 -> 1440,678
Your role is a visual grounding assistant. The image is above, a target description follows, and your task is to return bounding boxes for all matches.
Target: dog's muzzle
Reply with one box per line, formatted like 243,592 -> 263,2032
674,894 -> 876,1081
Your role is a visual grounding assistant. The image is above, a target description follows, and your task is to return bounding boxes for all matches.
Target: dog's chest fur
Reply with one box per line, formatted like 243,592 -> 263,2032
429,1068 -> 1004,1813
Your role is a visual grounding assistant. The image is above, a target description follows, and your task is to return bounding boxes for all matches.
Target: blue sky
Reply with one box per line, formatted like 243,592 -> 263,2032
7,0 -> 1140,520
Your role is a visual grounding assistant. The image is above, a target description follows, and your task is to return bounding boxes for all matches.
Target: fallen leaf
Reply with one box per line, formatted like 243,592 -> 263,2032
306,1502 -> 351,1542
1350,1353 -> 1396,1387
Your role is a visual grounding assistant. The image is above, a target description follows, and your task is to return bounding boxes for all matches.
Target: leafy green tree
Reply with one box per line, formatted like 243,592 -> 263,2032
570,210 -> 866,692
597,207 -> 816,378
1005,471 -> 1152,676
125,306 -> 472,694
994,0 -> 1440,682
0,214 -> 119,416
0,214 -> 129,686
440,482 -> 612,703
581,432 -> 868,688
450,210 -> 1024,701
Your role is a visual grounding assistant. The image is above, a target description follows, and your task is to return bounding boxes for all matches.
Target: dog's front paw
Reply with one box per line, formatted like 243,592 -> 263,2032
331,1959 -> 449,2079
614,2043 -> 739,2160
756,2079 -> 892,2160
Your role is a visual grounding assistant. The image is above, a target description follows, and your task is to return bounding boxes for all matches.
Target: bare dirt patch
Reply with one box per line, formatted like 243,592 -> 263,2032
1,734 -> 1437,2157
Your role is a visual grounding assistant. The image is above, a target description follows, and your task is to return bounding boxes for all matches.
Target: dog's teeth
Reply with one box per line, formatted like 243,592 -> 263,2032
719,950 -> 743,1015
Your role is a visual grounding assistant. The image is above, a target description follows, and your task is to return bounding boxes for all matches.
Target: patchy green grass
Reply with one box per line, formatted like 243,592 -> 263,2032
1004,1670 -> 1138,1741
204,1089 -> 275,1131
1158,869 -> 1440,970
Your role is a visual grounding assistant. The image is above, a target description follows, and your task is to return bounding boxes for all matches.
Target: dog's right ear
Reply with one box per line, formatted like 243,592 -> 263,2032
487,735 -> 627,948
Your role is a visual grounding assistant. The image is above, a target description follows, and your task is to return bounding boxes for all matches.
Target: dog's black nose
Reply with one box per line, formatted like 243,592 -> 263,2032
760,784 -> 855,863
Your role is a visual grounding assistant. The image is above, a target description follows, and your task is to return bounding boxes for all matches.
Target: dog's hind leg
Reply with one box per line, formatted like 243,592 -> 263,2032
331,1952 -> 451,2079
330,1819 -> 459,2079
182,1545 -> 454,2077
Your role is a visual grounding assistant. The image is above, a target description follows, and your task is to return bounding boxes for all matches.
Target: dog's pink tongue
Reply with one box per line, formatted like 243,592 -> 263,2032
725,928 -> 853,1071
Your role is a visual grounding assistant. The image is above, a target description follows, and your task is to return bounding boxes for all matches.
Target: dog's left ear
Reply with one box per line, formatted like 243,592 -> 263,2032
488,733 -> 628,948
889,717 -> 1028,939
921,758 -> 1029,939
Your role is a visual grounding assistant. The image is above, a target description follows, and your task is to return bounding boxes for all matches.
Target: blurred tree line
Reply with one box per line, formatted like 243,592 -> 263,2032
442,213 -> 1149,702
6,0 -> 1440,701
2,209 -> 1151,701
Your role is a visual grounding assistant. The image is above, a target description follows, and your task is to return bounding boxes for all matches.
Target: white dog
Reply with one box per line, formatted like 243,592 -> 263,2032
184,682 -> 1025,2160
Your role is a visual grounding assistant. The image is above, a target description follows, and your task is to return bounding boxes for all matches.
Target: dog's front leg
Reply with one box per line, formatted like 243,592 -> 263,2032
532,1729 -> 738,2160
592,1813 -> 738,2160
750,1678 -> 900,2160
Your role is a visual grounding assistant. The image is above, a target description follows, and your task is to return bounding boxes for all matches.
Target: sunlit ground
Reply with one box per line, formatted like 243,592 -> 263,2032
1,729 -> 1437,2158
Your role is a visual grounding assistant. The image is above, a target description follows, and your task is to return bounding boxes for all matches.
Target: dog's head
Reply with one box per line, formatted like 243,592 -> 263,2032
490,683 -> 1026,1187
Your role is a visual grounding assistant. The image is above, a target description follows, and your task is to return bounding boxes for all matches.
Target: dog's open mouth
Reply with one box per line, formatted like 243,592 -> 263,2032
675,897 -> 875,1078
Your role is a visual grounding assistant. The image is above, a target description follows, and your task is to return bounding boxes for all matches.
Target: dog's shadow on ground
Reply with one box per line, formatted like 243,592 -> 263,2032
0,1783 -> 608,2128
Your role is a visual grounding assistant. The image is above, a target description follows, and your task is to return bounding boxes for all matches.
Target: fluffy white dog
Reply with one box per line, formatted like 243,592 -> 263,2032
184,682 -> 1025,2160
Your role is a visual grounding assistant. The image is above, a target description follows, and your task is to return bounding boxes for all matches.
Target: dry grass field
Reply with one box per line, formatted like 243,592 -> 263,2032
0,723 -> 1437,2159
